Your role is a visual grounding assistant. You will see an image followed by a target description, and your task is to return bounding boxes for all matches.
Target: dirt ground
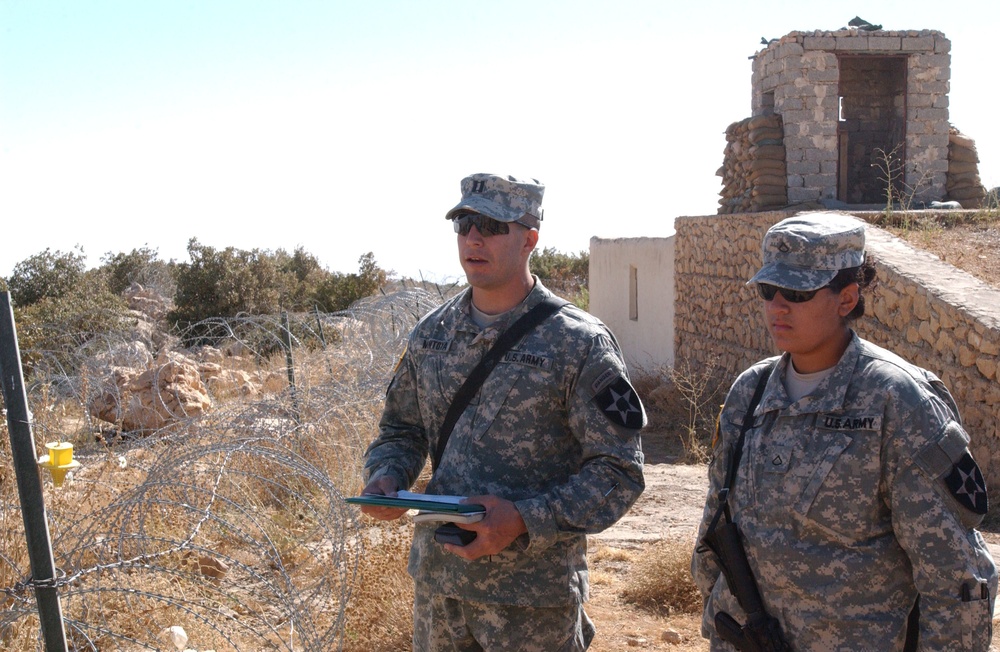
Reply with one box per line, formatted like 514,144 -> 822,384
585,429 -> 710,651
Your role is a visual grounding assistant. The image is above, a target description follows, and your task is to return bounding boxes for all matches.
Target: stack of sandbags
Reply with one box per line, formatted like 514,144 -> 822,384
946,127 -> 986,209
717,115 -> 787,214
747,114 -> 787,211
718,119 -> 751,213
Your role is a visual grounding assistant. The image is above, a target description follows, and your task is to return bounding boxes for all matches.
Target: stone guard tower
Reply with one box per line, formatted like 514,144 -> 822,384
718,24 -> 986,213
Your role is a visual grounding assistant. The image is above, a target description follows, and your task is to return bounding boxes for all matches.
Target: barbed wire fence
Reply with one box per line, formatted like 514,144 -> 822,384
1,282 -> 458,651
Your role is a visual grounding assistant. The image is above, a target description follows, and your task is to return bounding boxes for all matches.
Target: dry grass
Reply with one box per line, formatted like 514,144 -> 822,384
631,358 -> 728,465
343,521 -> 415,651
619,539 -> 703,616
872,206 -> 1000,288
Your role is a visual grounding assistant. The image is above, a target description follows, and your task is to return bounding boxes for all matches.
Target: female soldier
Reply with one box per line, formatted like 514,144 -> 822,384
692,213 -> 996,651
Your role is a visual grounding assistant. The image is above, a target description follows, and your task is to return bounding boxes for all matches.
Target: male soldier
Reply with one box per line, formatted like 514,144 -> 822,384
360,173 -> 645,651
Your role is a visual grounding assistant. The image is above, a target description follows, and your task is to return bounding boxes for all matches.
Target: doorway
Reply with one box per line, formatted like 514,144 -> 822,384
837,55 -> 907,204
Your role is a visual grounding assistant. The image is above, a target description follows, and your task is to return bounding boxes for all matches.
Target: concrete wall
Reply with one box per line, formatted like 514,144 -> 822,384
589,235 -> 675,373
674,210 -> 1000,483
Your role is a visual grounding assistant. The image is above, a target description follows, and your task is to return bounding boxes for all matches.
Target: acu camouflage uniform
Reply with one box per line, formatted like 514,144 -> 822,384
692,332 -> 997,651
364,279 -> 645,645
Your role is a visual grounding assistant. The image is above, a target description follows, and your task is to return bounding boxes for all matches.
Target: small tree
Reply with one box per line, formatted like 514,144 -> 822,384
169,238 -> 283,327
7,247 -> 87,308
313,252 -> 388,312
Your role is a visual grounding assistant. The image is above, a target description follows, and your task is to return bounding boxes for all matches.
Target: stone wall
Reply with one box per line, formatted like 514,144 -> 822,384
750,29 -> 952,206
674,210 -> 1000,482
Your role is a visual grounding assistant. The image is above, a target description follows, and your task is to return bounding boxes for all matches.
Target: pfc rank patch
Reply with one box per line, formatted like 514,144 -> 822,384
593,376 -> 643,429
945,452 -> 988,515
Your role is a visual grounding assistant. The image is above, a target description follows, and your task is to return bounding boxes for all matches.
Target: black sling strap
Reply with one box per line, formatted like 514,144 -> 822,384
706,360 -> 776,535
431,295 -> 569,471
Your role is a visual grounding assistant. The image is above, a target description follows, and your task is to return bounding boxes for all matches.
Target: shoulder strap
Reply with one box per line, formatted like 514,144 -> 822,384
706,360 -> 777,533
431,296 -> 569,471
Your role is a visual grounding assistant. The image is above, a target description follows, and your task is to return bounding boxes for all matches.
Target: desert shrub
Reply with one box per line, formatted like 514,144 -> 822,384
170,242 -> 389,343
620,538 -> 702,615
530,247 -> 589,309
169,238 -> 284,328
313,252 -> 389,313
12,269 -> 134,378
99,246 -> 177,297
6,247 -> 87,308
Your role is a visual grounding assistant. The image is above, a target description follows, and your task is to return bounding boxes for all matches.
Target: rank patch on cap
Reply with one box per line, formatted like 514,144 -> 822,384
945,452 -> 988,515
593,376 -> 643,429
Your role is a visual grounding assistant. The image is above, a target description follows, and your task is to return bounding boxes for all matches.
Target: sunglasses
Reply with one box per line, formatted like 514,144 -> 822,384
452,213 -> 517,237
756,283 -> 828,303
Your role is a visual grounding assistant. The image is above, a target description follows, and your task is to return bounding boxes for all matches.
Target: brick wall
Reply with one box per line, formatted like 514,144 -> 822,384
674,210 -> 1000,482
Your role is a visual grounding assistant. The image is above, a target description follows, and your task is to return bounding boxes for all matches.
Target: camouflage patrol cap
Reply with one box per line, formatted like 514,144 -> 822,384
444,173 -> 544,229
748,213 -> 866,291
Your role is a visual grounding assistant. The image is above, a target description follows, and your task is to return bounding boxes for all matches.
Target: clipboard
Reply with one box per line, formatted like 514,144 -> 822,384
345,490 -> 485,515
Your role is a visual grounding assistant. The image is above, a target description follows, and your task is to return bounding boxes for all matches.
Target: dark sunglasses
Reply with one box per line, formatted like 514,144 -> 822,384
756,283 -> 828,303
452,213 -> 515,237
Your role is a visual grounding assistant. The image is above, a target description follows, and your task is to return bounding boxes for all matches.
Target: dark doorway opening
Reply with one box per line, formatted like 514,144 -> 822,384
837,55 -> 907,204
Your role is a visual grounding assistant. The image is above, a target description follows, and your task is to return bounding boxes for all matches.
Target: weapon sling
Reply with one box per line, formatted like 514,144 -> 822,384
700,360 -> 793,652
431,295 -> 568,472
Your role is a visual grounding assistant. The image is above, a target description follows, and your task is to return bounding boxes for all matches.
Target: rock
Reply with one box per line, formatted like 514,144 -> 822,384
198,555 -> 230,580
88,354 -> 211,432
159,625 -> 188,651
661,628 -> 683,644
125,283 -> 173,322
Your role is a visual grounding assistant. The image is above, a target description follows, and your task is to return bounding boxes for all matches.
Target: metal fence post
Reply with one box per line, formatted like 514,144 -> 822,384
280,311 -> 300,423
0,291 -> 69,652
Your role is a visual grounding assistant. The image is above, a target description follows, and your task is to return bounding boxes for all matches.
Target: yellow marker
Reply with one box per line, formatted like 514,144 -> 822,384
37,442 -> 81,487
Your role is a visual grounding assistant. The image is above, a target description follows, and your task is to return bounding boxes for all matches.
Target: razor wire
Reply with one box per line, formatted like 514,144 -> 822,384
0,283 -> 457,651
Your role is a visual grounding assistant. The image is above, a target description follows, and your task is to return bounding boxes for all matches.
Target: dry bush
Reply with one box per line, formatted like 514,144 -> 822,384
620,538 -> 702,616
632,357 -> 728,463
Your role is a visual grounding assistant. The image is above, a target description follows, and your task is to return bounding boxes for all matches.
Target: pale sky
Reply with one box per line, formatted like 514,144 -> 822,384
2,1 -> 997,283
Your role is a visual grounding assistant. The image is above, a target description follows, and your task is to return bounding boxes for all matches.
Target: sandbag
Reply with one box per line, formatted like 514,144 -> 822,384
948,185 -> 986,201
752,144 -> 786,160
948,160 -> 979,175
749,127 -> 784,144
949,132 -> 976,150
748,114 -> 782,131
950,147 -> 979,164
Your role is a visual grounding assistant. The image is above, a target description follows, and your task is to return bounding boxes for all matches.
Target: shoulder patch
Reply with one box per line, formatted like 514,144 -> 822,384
945,452 -> 988,515
392,345 -> 408,376
593,376 -> 643,429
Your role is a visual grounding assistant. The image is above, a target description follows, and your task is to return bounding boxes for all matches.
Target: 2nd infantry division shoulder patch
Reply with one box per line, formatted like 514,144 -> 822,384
945,452 -> 988,515
593,376 -> 644,429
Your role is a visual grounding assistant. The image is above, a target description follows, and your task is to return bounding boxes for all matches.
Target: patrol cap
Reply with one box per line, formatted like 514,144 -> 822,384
748,213 -> 866,291
444,173 -> 544,229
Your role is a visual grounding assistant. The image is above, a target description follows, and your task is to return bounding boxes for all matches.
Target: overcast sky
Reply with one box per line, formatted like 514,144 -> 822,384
2,1 -> 997,283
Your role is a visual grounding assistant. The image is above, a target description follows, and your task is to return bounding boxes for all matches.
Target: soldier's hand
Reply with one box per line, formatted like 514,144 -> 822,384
442,494 -> 527,560
359,476 -> 408,521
